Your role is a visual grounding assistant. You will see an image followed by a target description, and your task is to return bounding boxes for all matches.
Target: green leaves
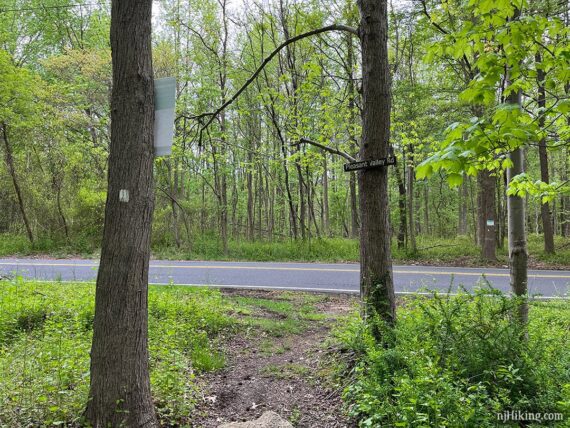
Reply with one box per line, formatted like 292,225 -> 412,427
556,100 -> 570,115
447,173 -> 464,187
418,0 -> 570,195
507,174 -> 570,203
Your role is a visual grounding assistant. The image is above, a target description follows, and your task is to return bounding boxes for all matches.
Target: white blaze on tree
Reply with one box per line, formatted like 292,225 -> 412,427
85,0 -> 159,426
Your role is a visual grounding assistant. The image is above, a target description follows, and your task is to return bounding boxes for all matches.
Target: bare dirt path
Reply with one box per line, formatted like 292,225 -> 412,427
191,291 -> 357,427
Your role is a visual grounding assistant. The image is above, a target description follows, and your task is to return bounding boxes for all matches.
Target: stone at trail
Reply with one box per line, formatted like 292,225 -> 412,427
218,411 -> 293,428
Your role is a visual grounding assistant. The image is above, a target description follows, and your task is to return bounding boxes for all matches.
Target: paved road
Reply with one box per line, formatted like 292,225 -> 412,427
1,258 -> 569,297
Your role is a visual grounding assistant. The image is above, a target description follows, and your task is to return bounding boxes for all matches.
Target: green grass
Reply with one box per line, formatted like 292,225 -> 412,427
261,362 -> 311,380
393,234 -> 570,267
0,234 -> 99,259
227,294 -> 329,337
0,280 -> 332,426
2,233 -> 568,268
153,236 -> 360,262
258,338 -> 290,355
0,279 -> 233,426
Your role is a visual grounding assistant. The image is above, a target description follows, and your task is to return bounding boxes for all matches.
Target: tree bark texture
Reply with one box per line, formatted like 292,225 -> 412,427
85,0 -> 158,426
357,0 -> 396,329
506,42 -> 528,325
536,52 -> 555,254
346,33 -> 360,239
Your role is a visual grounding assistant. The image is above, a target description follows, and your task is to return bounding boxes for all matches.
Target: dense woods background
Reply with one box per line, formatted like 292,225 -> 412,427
1,0 -> 569,260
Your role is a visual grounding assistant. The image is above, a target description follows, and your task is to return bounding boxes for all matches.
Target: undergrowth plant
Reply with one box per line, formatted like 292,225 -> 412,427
0,279 -> 233,426
338,287 -> 570,427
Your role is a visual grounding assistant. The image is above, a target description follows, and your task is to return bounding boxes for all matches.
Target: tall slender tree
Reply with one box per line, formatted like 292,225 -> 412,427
536,51 -> 555,254
85,0 -> 158,426
506,9 -> 528,325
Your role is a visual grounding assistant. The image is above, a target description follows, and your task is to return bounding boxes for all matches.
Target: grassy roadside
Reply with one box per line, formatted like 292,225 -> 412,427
1,279 -> 569,427
0,279 -> 345,426
1,233 -> 569,269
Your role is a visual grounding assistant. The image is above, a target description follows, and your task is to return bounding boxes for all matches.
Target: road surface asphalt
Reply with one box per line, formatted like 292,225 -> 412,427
0,258 -> 569,298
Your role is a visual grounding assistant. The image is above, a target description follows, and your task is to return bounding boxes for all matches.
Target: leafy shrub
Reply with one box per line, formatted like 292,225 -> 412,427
339,288 -> 570,427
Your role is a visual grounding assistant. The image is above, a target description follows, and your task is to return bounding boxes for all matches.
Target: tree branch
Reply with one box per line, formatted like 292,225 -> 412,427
419,0 -> 473,77
189,24 -> 359,134
294,137 -> 356,162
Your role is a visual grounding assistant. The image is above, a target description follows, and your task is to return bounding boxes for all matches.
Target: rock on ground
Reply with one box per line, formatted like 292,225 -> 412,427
218,411 -> 293,428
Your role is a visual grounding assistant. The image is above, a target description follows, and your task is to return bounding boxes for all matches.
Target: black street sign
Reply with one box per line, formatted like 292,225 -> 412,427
343,157 -> 396,172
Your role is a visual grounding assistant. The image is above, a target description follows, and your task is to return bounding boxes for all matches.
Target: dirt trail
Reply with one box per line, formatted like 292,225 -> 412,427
191,291 -> 356,428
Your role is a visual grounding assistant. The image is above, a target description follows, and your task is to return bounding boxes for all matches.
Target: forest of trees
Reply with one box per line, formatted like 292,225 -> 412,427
1,0 -> 569,258
1,0 -> 569,426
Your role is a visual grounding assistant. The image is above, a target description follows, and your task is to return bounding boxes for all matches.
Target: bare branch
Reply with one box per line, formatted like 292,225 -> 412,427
419,0 -> 473,77
295,138 -> 356,162
190,24 -> 359,131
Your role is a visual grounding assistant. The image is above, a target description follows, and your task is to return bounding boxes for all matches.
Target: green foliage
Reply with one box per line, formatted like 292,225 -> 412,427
2,233 -> 568,269
339,289 -> 570,427
153,236 -> 360,263
0,279 -> 233,426
418,0 -> 570,195
0,279 -> 332,426
507,173 -> 570,203
228,293 -> 328,337
0,233 -> 99,258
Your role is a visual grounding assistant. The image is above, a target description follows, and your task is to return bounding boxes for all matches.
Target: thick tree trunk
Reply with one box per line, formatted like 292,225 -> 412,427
85,1 -> 158,426
1,124 -> 34,244
536,52 -> 555,253
357,0 -> 396,330
507,146 -> 528,324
